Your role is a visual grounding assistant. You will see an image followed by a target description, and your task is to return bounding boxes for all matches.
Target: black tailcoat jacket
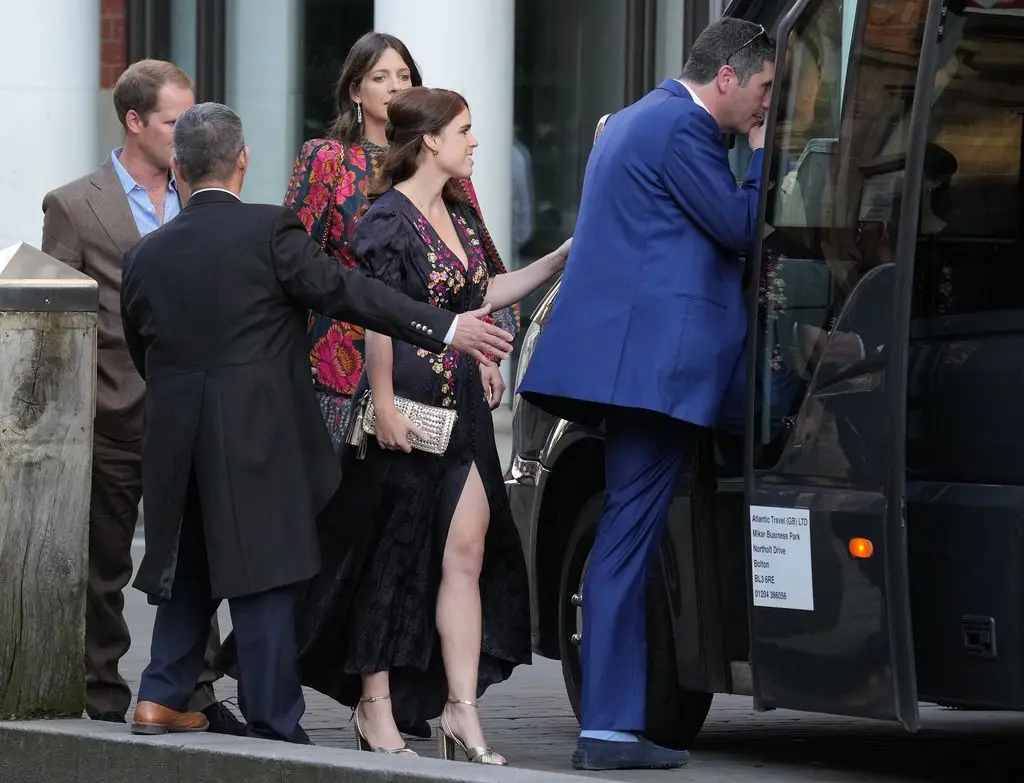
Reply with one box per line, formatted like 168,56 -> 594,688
120,190 -> 454,601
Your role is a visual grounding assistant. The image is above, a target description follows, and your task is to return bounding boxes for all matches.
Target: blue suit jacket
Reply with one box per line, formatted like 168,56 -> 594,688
518,79 -> 764,427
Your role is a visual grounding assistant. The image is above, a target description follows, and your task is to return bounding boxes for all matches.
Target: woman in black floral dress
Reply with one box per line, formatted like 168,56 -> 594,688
295,87 -> 571,764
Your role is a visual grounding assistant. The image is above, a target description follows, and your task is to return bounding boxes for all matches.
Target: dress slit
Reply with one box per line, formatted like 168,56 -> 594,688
292,190 -> 531,729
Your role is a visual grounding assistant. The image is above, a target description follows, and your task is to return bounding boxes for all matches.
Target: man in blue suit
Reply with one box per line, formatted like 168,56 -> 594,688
518,19 -> 775,771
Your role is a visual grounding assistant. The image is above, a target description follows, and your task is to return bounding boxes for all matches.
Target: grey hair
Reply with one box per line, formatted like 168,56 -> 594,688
172,102 -> 245,185
681,18 -> 775,87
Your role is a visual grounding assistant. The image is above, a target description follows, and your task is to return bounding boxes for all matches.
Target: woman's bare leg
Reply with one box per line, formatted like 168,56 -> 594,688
356,670 -> 405,750
435,462 -> 503,761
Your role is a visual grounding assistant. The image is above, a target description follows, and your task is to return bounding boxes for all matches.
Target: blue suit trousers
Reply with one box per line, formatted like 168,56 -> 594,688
580,406 -> 699,731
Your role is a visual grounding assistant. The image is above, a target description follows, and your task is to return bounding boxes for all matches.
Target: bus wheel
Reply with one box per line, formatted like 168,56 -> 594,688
557,491 -> 713,750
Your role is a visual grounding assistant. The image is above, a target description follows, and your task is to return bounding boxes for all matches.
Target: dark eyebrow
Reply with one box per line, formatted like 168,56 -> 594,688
460,123 -> 472,132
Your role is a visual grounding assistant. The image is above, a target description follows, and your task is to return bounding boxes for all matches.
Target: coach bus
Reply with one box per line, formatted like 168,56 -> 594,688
505,0 -> 1024,748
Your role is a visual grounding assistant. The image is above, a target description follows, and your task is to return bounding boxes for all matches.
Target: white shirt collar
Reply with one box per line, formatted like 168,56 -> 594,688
677,80 -> 712,117
191,187 -> 241,200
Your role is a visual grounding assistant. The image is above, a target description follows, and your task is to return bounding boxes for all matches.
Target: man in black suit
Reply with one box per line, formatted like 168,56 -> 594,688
120,102 -> 513,743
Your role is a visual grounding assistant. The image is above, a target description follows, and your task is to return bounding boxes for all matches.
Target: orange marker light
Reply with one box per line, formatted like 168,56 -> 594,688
849,538 -> 874,559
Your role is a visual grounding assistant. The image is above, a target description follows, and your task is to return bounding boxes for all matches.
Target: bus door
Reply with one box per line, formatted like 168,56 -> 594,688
741,0 -> 944,728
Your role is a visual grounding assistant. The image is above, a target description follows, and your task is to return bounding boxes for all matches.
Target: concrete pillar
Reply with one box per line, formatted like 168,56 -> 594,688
0,0 -> 100,250
0,243 -> 97,718
374,0 -> 515,396
225,0 -> 303,204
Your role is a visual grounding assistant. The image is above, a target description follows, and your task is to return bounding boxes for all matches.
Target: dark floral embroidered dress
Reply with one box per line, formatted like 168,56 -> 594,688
295,188 -> 532,727
285,139 -> 518,452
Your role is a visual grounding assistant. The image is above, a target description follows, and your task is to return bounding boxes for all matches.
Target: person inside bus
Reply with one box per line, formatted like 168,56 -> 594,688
724,136 -> 958,472
770,143 -> 959,480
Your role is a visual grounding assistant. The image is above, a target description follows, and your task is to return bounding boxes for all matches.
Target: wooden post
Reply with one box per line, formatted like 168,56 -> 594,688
0,243 -> 98,718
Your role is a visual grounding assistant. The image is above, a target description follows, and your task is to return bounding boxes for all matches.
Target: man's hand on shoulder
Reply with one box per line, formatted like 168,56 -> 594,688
449,304 -> 514,365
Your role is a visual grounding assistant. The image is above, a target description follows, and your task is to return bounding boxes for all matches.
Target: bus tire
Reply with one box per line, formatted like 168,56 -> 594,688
557,491 -> 713,750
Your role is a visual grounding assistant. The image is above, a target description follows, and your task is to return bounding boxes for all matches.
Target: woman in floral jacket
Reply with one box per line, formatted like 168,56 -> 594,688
285,31 -> 516,452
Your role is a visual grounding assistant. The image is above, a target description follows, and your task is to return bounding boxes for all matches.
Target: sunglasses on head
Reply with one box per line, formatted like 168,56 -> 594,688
725,23 -> 768,65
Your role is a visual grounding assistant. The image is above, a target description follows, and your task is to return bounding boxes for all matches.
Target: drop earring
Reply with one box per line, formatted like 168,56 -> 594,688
355,102 -> 363,124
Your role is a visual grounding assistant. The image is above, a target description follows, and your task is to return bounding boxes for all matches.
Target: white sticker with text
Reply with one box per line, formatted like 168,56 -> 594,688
749,505 -> 814,611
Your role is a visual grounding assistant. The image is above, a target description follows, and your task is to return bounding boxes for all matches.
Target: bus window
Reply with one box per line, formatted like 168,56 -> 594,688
912,6 -> 1024,317
746,0 -> 928,477
727,3 -> 844,184
907,5 -> 1024,483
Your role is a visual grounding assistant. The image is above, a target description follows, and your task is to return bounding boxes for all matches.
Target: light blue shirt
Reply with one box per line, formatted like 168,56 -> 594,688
111,147 -> 181,236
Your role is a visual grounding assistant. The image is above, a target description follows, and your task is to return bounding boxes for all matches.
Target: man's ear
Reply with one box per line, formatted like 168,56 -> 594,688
171,156 -> 192,202
715,64 -> 736,93
238,146 -> 250,174
124,109 -> 144,134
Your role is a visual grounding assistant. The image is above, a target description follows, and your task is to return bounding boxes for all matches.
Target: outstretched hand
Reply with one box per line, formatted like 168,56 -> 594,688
480,363 -> 506,410
553,236 -> 573,267
450,304 -> 514,365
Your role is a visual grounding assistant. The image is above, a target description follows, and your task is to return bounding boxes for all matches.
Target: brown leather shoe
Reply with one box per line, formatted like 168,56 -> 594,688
130,700 -> 209,735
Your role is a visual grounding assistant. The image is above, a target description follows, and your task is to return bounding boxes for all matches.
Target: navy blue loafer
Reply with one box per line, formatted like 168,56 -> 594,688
571,736 -> 690,771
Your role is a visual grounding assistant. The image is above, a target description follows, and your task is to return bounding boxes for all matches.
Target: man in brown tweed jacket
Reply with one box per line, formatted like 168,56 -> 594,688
40,59 -> 241,734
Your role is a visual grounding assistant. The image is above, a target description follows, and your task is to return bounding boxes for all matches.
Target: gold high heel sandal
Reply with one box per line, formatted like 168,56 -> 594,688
438,698 -> 507,765
352,694 -> 417,755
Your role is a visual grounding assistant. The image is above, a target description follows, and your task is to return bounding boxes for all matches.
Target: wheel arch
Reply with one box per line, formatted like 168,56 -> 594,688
533,435 -> 605,659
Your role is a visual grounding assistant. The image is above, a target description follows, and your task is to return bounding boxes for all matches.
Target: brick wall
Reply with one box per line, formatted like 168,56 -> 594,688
101,0 -> 127,89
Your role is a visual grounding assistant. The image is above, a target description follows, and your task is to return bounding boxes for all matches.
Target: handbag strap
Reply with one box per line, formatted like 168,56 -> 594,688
315,141 -> 346,251
318,194 -> 334,251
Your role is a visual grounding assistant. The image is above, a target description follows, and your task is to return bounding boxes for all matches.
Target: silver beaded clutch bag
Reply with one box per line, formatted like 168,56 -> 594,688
347,391 -> 457,458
